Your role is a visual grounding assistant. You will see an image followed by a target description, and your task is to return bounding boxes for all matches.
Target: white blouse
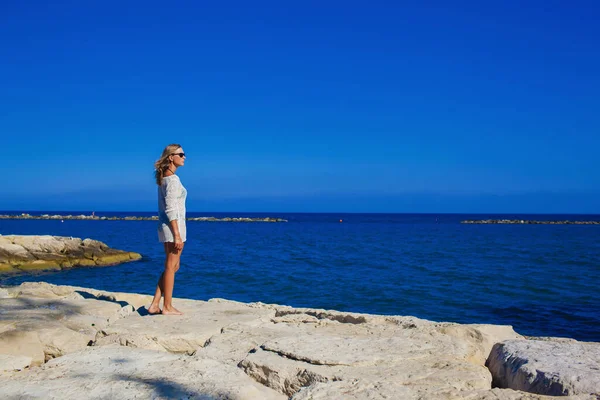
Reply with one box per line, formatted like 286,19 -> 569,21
157,175 -> 187,243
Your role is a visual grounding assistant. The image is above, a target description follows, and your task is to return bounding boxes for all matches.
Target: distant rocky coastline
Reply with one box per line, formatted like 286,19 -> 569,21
462,219 -> 600,225
0,213 -> 287,222
0,235 -> 141,274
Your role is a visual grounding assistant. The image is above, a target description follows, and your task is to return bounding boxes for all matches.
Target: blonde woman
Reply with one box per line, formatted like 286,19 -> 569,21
148,144 -> 187,315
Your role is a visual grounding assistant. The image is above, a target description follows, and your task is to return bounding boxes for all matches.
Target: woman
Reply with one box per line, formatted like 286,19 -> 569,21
148,144 -> 187,315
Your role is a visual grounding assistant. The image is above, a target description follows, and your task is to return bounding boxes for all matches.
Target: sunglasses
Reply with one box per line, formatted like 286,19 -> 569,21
172,153 -> 185,158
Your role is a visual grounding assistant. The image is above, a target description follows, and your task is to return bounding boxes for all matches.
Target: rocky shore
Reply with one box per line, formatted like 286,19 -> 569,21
461,219 -> 600,225
0,213 -> 287,222
0,235 -> 141,274
0,281 -> 598,399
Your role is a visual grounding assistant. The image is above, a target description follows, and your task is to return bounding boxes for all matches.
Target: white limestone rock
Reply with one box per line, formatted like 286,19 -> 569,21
437,323 -> 524,365
9,235 -> 67,254
293,383 -> 594,399
0,235 -> 141,272
0,330 -> 45,367
0,283 -> 139,367
240,348 -> 342,397
0,354 -> 32,372
0,346 -> 285,399
94,297 -> 276,354
487,339 -> 600,396
1,281 -> 598,399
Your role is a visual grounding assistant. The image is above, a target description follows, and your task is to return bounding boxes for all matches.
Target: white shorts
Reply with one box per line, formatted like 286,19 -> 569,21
157,219 -> 186,243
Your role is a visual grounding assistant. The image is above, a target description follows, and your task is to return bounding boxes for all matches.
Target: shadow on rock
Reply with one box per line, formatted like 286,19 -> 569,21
75,290 -> 129,308
114,374 -> 222,400
1,295 -> 85,322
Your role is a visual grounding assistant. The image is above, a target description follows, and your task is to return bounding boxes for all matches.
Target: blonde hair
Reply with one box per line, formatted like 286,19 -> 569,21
154,143 -> 182,185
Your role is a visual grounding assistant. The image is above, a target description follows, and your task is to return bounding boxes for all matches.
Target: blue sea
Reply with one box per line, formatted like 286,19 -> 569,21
1,212 -> 599,342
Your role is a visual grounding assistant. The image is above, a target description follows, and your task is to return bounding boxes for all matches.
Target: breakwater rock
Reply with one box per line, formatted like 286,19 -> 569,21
0,282 -> 597,399
462,219 -> 600,225
0,213 -> 287,222
0,235 -> 141,274
487,339 -> 600,396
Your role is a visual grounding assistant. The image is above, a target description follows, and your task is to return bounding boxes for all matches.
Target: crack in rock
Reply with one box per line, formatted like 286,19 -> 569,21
260,345 -> 349,366
238,350 -> 340,397
274,309 -> 367,325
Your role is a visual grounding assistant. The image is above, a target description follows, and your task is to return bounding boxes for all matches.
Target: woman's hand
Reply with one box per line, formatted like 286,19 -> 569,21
173,235 -> 184,251
169,220 -> 183,252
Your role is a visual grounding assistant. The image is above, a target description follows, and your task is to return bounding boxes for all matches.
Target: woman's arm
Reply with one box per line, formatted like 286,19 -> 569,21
164,178 -> 184,250
169,220 -> 183,251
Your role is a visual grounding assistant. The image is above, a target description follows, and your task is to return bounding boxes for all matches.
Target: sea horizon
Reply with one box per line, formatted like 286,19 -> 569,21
2,210 -> 600,216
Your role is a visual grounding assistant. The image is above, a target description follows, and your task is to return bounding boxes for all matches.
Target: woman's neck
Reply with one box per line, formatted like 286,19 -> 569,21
165,166 -> 177,176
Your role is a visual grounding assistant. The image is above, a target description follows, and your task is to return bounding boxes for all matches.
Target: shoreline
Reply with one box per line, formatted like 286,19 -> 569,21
0,213 -> 287,222
461,219 -> 600,225
0,281 -> 598,398
1,235 -> 596,342
0,235 -> 142,274
3,214 -> 599,224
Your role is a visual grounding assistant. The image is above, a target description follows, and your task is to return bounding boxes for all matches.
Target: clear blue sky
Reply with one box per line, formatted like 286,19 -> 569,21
1,1 -> 599,213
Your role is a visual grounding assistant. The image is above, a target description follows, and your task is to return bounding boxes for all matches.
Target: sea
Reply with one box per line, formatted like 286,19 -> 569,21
1,212 -> 598,342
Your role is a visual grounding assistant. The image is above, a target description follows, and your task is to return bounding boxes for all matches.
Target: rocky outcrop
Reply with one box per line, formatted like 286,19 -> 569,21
461,219 -> 600,225
1,346 -> 285,399
188,216 -> 286,222
0,214 -> 287,222
0,235 -> 141,274
487,339 -> 600,396
0,282 -> 597,399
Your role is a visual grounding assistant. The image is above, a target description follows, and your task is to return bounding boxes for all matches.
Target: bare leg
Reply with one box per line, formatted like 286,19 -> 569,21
162,242 -> 183,315
147,272 -> 164,314
148,243 -> 169,314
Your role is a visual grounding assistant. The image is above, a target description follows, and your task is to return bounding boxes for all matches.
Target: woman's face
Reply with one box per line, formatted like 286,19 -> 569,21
171,148 -> 186,167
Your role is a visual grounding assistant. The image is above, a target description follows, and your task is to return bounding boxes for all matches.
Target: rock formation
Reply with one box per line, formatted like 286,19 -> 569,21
0,214 -> 287,222
0,282 -> 597,399
487,339 -> 600,396
0,235 -> 141,274
461,219 -> 600,225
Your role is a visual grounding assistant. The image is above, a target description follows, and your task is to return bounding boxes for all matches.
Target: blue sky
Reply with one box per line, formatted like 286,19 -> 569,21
1,1 -> 599,213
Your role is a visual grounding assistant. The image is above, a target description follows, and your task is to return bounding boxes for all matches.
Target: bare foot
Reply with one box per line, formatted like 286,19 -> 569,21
161,306 -> 183,315
147,305 -> 162,315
